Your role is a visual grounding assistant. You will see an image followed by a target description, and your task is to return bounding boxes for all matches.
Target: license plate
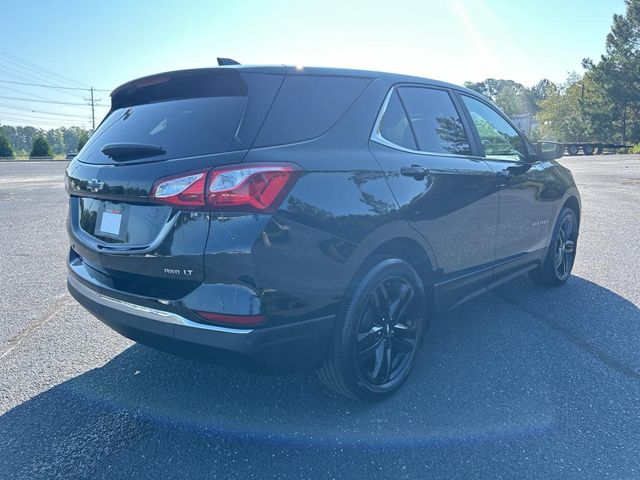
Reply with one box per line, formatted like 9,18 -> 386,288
96,202 -> 128,239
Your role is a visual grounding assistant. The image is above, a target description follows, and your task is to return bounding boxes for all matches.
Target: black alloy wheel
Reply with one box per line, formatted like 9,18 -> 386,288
318,258 -> 426,401
355,276 -> 419,388
530,207 -> 578,286
553,214 -> 577,281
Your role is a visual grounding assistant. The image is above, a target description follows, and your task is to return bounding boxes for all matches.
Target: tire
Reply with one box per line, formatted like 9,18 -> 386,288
529,207 -> 578,286
583,145 -> 595,155
317,258 -> 427,401
595,146 -> 604,155
567,145 -> 579,156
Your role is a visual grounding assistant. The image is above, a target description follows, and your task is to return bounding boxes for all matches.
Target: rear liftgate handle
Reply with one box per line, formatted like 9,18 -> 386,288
400,165 -> 430,181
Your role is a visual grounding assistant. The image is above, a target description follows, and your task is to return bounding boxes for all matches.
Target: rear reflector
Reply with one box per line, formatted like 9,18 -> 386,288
149,163 -> 298,211
196,311 -> 266,326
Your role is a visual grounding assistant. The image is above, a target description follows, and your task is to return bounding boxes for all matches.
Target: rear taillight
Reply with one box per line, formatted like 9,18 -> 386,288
207,166 -> 294,210
149,170 -> 207,207
150,164 -> 298,211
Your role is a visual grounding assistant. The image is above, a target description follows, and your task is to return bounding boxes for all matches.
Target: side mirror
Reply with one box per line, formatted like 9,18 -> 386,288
536,141 -> 564,161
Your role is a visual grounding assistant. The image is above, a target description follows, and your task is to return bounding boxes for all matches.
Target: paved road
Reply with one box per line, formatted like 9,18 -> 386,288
1,157 -> 639,479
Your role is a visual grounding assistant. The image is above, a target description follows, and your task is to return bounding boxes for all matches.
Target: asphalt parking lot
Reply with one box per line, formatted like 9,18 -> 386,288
1,155 -> 640,479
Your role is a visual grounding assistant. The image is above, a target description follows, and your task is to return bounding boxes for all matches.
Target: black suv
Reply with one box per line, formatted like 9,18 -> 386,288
66,65 -> 580,400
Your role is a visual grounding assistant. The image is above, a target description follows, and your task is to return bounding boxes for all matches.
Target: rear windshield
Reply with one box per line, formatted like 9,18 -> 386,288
79,70 -> 283,165
81,97 -> 245,164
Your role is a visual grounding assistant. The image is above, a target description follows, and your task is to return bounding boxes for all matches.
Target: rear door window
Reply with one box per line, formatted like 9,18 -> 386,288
376,90 -> 417,150
397,87 -> 472,156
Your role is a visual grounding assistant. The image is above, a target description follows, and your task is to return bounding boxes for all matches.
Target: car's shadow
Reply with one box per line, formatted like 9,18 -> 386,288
2,275 -> 640,478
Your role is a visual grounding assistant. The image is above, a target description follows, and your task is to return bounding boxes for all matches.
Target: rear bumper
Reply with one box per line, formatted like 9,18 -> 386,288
67,272 -> 335,372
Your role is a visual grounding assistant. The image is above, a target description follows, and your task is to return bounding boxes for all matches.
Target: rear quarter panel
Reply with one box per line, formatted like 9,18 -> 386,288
203,78 -> 436,325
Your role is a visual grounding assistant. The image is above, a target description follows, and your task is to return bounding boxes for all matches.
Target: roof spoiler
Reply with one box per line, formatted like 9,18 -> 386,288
110,68 -> 248,109
217,57 -> 240,66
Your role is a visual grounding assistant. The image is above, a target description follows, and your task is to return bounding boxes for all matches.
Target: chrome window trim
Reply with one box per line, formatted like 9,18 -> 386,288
68,275 -> 254,334
370,86 -> 486,161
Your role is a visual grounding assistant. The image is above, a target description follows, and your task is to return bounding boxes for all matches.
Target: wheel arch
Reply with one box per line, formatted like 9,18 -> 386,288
347,235 -> 436,309
367,237 -> 434,291
562,195 -> 581,226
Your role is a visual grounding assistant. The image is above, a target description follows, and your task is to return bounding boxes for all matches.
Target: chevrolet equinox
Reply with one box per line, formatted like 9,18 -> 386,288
66,64 -> 580,400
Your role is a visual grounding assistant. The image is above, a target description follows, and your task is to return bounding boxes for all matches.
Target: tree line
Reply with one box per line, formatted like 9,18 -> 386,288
2,1 -> 639,156
465,0 -> 640,146
0,125 -> 90,158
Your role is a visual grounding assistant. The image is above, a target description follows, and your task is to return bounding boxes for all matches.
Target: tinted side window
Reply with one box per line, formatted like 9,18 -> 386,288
377,91 -> 417,150
254,75 -> 371,147
397,87 -> 472,155
461,95 -> 527,161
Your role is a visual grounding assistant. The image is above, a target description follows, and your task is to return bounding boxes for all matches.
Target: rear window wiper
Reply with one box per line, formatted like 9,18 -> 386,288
101,143 -> 166,160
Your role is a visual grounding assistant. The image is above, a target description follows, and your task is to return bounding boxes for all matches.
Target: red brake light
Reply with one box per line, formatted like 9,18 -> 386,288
150,164 -> 298,211
207,166 -> 296,210
149,170 -> 207,207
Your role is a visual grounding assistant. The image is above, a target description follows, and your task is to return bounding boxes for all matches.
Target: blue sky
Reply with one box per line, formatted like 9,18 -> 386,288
0,0 -> 626,129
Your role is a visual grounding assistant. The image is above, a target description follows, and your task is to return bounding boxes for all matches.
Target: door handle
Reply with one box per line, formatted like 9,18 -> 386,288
400,165 -> 430,180
496,164 -> 531,179
496,169 -> 513,179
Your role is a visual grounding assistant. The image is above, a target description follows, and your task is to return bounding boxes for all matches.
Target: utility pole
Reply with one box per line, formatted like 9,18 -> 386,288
84,87 -> 100,131
90,87 -> 95,130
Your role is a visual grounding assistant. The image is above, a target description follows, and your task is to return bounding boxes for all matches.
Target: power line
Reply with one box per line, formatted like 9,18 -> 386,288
0,63 -> 89,100
0,113 -> 89,125
0,58 -> 83,90
0,53 -> 111,128
1,104 -> 92,119
0,116 -> 90,126
0,116 -> 87,125
0,115 -> 90,127
0,119 -> 90,129
0,54 -> 98,111
0,84 -> 65,103
0,94 -> 104,106
0,79 -> 111,92
0,51 -> 89,89
0,107 -> 90,121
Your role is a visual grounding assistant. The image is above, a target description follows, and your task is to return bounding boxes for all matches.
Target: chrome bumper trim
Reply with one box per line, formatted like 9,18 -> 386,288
68,275 -> 254,334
